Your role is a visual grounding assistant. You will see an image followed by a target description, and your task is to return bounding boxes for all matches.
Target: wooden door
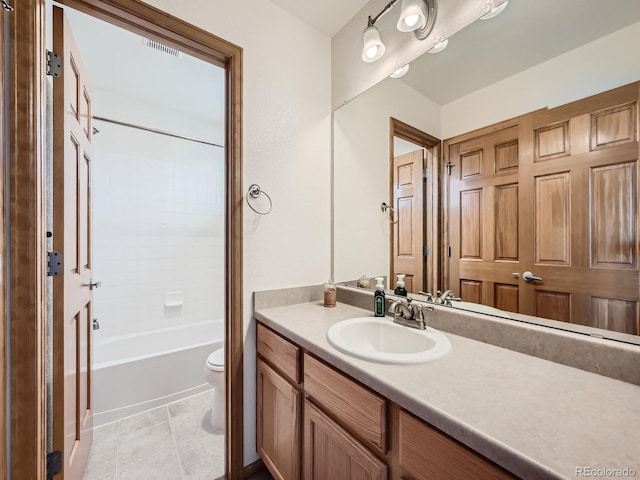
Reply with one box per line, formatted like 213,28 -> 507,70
448,125 -> 521,312
392,150 -> 424,293
257,359 -> 301,480
447,83 -> 640,335
303,400 -> 386,480
52,6 -> 94,479
523,84 -> 639,333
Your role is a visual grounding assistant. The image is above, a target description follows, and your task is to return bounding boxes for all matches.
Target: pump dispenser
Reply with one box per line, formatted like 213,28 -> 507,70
374,277 -> 385,317
394,274 -> 407,297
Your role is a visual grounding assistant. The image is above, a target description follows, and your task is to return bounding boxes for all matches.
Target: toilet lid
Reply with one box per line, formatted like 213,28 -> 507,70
206,347 -> 225,371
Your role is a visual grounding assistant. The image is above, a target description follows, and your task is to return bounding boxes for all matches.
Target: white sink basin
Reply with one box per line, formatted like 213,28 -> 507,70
327,316 -> 451,365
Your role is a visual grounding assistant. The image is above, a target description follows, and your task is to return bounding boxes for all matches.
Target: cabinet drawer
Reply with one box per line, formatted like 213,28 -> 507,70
303,353 -> 387,455
398,409 -> 515,479
257,323 -> 300,384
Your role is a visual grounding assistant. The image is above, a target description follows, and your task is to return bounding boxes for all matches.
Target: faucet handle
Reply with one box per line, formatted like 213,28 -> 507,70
418,291 -> 434,302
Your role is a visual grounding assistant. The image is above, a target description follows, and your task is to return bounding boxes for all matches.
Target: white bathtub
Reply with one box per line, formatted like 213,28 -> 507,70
93,320 -> 224,426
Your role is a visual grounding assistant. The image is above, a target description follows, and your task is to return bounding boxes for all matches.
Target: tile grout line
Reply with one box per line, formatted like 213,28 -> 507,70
167,406 -> 187,480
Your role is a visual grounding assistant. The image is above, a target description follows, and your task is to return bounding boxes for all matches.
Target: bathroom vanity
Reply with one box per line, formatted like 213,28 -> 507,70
254,295 -> 640,480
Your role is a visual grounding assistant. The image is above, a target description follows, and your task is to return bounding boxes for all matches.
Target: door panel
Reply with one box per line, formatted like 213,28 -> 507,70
53,6 -> 94,479
534,173 -> 570,264
393,150 -> 424,293
495,185 -> 518,260
591,162 -> 636,267
448,126 -> 521,308
447,83 -> 640,336
303,401 -> 386,480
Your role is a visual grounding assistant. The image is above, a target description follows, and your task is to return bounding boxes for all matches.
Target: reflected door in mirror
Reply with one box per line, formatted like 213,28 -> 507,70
446,82 -> 639,335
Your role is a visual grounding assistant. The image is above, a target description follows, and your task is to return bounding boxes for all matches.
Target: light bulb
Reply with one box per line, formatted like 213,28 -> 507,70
404,14 -> 420,27
362,24 -> 386,62
365,45 -> 378,60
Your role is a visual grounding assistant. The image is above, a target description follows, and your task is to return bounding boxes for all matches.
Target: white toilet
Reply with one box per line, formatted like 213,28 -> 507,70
204,346 -> 225,429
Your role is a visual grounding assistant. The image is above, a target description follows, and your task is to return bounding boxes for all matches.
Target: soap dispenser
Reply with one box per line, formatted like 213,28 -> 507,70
394,274 -> 407,297
374,277 -> 385,317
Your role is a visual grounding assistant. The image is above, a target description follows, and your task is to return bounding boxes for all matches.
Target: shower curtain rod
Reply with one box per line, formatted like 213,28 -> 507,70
92,116 -> 225,149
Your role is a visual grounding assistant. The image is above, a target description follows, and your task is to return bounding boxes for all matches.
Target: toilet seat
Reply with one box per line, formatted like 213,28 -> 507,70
206,347 -> 224,372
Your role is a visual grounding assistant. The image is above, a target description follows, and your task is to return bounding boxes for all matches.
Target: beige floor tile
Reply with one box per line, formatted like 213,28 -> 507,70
119,406 -> 169,436
176,431 -> 224,480
83,424 -> 119,480
117,422 -> 175,468
168,391 -> 218,445
118,449 -> 183,480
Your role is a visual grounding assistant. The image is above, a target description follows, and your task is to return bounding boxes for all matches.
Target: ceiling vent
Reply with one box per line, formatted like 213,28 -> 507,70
143,38 -> 182,58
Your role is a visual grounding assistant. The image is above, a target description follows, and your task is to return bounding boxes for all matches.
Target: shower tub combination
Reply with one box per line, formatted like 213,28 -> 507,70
93,320 -> 224,426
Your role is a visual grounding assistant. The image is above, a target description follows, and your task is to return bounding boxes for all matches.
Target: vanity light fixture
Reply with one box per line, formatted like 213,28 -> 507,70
390,64 -> 410,78
428,38 -> 448,53
397,0 -> 426,32
361,0 -> 437,63
480,0 -> 508,20
362,24 -> 386,62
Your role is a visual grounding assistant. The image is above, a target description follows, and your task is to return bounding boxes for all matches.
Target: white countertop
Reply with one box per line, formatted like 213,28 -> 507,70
255,301 -> 640,480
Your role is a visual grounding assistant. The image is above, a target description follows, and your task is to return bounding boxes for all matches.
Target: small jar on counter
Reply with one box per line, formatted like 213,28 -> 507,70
324,280 -> 337,307
357,275 -> 370,289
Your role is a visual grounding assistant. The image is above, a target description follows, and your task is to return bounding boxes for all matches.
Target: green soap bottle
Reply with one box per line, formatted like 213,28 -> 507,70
394,274 -> 407,297
374,277 -> 385,317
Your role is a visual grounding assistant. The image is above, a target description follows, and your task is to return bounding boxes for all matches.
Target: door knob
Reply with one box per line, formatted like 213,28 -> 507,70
522,271 -> 542,282
92,318 -> 100,330
83,279 -> 102,290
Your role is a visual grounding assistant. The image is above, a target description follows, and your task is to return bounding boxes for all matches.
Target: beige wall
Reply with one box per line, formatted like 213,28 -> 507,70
334,78 -> 441,283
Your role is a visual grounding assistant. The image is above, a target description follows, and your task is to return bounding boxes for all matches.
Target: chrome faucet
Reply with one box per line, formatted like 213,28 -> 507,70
418,290 -> 462,306
388,297 -> 433,330
438,290 -> 462,306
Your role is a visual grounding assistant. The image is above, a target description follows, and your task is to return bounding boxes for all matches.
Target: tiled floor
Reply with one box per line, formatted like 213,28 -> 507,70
83,389 -> 224,480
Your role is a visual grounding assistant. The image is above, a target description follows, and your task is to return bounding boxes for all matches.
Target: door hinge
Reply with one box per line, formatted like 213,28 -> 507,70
46,50 -> 62,77
423,167 -> 429,179
448,245 -> 452,257
47,251 -> 63,276
47,450 -> 62,479
423,245 -> 429,256
1,0 -> 14,12
445,161 -> 455,175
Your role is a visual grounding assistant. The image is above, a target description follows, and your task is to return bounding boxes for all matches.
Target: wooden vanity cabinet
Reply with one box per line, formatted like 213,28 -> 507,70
256,321 -> 517,480
396,408 -> 515,480
257,325 -> 302,480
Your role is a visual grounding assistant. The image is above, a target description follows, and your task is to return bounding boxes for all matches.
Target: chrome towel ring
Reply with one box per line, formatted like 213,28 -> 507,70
381,202 -> 398,224
247,184 -> 273,215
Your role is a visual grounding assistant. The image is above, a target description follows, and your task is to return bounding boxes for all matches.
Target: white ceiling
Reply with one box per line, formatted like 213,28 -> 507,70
269,0 -> 370,37
399,0 -> 640,105
63,8 -> 226,144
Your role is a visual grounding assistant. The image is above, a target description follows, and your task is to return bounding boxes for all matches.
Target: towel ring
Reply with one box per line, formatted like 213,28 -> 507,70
381,202 -> 398,224
247,184 -> 273,215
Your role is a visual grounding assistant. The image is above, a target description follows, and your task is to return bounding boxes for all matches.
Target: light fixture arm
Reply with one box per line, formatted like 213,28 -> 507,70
369,0 -> 401,26
365,0 -> 436,39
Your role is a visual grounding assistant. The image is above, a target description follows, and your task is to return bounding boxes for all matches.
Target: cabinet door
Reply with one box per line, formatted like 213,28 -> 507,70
398,409 -> 514,480
257,359 -> 301,480
304,400 -> 387,480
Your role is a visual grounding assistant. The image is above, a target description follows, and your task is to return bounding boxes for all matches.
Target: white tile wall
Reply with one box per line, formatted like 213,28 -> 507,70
91,95 -> 225,343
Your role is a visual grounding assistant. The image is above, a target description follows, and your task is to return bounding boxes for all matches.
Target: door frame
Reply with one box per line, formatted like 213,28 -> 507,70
9,1 -> 244,479
389,118 -> 441,293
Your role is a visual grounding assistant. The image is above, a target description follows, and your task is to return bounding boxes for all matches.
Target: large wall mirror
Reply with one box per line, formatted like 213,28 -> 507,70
333,0 -> 640,344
